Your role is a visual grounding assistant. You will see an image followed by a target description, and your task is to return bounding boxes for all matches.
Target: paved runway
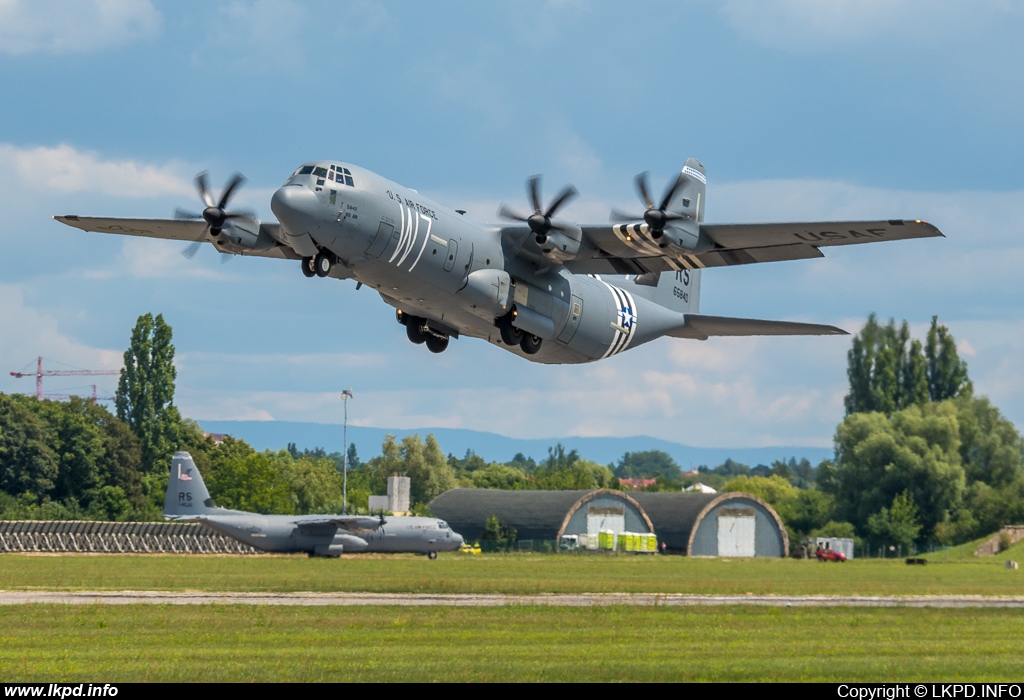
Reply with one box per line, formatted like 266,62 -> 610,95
2,590 -> 1024,607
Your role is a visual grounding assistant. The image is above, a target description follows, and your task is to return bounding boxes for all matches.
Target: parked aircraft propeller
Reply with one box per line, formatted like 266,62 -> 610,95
498,175 -> 578,245
176,172 -> 247,259
610,171 -> 689,243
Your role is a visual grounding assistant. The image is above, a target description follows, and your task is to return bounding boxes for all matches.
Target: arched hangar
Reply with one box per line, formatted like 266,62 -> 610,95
428,488 -> 653,542
630,492 -> 789,557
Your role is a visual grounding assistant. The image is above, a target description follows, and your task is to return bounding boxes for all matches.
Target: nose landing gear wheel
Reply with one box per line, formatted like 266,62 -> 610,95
520,333 -> 543,355
428,551 -> 437,560
314,251 -> 332,277
425,334 -> 449,354
301,257 -> 315,278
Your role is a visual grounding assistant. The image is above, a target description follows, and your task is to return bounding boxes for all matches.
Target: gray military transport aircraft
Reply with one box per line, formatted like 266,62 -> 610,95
55,160 -> 942,362
164,452 -> 463,558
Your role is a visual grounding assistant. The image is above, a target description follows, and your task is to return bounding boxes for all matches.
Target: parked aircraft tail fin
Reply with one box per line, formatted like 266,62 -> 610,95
163,452 -> 230,518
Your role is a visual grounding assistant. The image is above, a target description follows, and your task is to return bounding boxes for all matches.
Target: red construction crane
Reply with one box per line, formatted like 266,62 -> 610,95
10,357 -> 121,400
43,385 -> 115,403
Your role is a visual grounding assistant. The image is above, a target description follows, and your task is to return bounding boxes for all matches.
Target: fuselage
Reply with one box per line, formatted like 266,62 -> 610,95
198,513 -> 464,557
270,161 -> 697,364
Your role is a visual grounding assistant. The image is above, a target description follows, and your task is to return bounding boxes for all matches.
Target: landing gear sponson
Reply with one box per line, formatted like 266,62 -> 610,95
397,310 -> 450,354
497,310 -> 542,355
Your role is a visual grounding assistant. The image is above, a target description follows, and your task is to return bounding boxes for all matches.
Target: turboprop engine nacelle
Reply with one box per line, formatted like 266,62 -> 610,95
214,217 -> 281,255
657,218 -> 708,253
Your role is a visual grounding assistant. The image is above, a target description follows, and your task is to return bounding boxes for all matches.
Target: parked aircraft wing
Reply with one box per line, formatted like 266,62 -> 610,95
53,216 -> 299,260
294,516 -> 385,534
669,314 -> 848,341
570,219 -> 942,274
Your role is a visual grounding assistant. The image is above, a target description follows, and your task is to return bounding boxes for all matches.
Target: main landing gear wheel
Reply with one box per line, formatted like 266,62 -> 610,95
406,318 -> 427,345
314,251 -> 332,278
425,334 -> 449,354
300,257 -> 315,278
428,551 -> 437,560
498,315 -> 523,346
520,333 -> 543,355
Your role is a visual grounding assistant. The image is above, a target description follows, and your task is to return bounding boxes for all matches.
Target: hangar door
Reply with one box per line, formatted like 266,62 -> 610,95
587,505 -> 625,536
717,507 -> 756,557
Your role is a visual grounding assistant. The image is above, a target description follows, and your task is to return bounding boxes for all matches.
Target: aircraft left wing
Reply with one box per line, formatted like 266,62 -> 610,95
669,314 -> 848,341
567,219 -> 942,274
53,215 -> 300,260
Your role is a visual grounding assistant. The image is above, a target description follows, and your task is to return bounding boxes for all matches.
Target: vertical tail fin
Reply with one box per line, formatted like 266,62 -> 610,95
674,158 -> 706,223
163,452 -> 225,517
626,268 -> 701,315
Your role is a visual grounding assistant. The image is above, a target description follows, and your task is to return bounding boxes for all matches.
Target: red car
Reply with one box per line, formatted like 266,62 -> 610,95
815,547 -> 846,562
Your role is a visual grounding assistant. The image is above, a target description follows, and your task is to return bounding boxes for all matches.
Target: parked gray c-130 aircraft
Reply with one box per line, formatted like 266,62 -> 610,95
163,452 -> 464,558
55,159 -> 943,363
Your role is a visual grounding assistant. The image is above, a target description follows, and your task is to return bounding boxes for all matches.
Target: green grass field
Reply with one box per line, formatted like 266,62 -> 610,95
2,552 -> 1023,596
2,604 -> 1023,682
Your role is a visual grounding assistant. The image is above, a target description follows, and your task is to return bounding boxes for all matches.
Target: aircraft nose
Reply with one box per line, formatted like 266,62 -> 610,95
453,532 -> 464,548
271,184 -> 320,236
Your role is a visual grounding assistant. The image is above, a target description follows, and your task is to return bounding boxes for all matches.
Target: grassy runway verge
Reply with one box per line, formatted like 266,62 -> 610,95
2,604 -> 1022,682
1,553 -> 1022,596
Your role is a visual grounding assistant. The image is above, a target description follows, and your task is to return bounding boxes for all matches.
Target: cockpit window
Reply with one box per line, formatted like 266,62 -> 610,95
298,165 -> 315,175
437,520 -> 448,529
313,166 -> 328,177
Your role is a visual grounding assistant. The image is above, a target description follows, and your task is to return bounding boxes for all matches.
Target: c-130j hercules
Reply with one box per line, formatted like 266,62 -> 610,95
56,159 -> 941,363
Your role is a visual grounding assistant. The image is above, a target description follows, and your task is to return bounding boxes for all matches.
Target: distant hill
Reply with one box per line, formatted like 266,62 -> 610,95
196,420 -> 833,469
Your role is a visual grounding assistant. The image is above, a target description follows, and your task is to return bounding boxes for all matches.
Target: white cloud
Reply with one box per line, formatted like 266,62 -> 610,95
0,0 -> 160,54
0,283 -> 121,397
718,0 -> 1020,53
0,143 -> 194,199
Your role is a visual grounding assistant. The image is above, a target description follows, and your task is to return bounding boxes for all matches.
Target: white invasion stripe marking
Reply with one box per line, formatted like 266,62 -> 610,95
408,215 -> 432,272
620,288 -> 638,352
398,209 -> 420,266
599,281 -> 636,359
389,205 -> 407,263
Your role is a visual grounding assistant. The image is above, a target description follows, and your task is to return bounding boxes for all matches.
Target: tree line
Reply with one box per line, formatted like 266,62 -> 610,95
3,310 -> 1022,556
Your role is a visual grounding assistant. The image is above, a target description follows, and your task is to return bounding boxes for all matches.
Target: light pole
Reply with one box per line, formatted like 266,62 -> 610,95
341,389 -> 354,514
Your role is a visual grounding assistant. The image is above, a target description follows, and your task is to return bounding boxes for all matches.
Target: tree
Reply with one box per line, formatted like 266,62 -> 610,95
926,316 -> 972,402
480,515 -> 517,552
823,402 -> 965,539
866,490 -> 922,551
845,315 -> 937,416
472,463 -> 533,490
115,313 -> 182,471
615,451 -> 680,479
275,451 -> 345,514
953,395 -> 1023,488
0,394 -> 58,500
204,438 -> 293,514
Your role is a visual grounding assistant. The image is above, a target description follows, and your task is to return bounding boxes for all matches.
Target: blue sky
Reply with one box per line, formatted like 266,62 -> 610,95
2,0 -> 1024,449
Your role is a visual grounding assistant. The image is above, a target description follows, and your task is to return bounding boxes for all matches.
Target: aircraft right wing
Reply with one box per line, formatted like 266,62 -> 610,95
294,516 -> 385,534
568,219 -> 942,274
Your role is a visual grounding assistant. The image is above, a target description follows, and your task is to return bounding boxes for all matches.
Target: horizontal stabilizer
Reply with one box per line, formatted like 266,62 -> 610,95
669,314 -> 848,340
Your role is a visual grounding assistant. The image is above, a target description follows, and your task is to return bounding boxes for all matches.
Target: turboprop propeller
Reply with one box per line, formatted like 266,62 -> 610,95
610,171 -> 689,245
498,175 -> 578,245
175,172 -> 247,259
